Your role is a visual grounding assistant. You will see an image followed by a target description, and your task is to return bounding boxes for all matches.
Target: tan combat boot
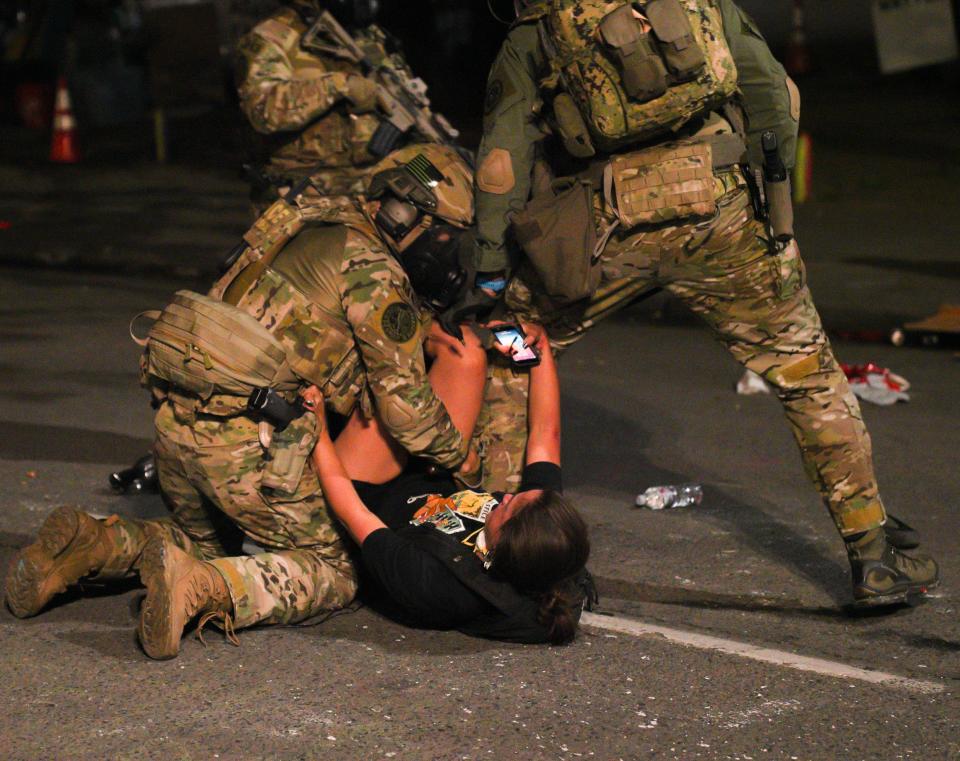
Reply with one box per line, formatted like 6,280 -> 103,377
137,537 -> 233,660
5,506 -> 118,618
848,527 -> 940,609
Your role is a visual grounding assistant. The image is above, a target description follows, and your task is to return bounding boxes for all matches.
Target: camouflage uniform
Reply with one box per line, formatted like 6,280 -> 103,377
95,209 -> 468,630
472,1 -> 885,536
473,359 -> 532,493
236,5 -> 382,199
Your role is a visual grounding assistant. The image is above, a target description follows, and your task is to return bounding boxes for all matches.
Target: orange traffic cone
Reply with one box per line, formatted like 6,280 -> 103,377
784,0 -> 812,77
49,76 -> 80,163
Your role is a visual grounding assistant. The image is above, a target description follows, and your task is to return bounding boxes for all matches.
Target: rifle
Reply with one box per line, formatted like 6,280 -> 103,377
302,11 -> 462,159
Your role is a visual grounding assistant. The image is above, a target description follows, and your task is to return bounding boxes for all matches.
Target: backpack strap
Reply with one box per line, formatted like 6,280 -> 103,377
209,180 -> 313,304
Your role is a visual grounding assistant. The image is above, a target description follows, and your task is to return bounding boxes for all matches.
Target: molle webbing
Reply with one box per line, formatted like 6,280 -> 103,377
604,141 -> 714,227
144,290 -> 299,401
602,132 -> 745,228
212,196 -> 306,304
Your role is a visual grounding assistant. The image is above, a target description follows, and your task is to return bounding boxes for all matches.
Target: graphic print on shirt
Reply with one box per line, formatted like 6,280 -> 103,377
409,491 -> 501,548
410,495 -> 466,535
447,490 -> 498,523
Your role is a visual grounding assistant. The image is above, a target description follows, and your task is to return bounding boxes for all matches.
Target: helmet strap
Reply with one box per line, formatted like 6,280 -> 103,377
394,214 -> 434,254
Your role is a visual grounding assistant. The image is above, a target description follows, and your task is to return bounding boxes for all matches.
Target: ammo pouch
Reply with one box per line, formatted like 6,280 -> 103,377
597,1 -> 704,103
552,93 -> 596,159
603,133 -> 745,228
512,177 -> 601,304
138,290 -> 300,402
645,0 -> 705,81
261,409 -> 319,497
598,5 -> 667,102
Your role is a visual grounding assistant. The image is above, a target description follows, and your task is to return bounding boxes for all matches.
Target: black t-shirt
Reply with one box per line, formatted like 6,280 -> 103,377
356,461 -> 562,630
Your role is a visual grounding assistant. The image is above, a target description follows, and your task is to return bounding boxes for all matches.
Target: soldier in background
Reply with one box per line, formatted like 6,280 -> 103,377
6,145 -> 482,658
236,0 -> 380,207
470,0 -> 939,608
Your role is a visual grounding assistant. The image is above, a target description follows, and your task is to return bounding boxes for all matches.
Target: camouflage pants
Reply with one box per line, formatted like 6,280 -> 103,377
474,356 -> 531,493
495,184 -> 886,536
97,402 -> 357,629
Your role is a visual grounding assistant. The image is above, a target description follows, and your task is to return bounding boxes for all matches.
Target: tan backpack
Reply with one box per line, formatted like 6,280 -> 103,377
135,193 -> 310,401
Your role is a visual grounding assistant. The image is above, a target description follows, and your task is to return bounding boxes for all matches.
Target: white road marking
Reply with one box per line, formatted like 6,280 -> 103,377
581,611 -> 944,694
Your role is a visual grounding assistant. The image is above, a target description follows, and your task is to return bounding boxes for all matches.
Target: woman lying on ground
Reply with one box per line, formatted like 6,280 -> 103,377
308,322 -> 592,644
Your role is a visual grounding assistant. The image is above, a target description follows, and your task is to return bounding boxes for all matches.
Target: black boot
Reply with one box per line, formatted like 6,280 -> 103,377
847,528 -> 939,609
108,453 -> 158,495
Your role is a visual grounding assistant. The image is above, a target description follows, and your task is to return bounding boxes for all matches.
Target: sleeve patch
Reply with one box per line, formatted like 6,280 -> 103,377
381,301 -> 418,343
785,76 -> 801,122
476,148 -> 516,195
485,79 -> 505,115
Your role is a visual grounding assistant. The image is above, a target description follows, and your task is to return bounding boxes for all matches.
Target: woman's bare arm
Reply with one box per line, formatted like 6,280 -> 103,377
332,321 -> 487,484
523,325 -> 561,466
313,419 -> 387,545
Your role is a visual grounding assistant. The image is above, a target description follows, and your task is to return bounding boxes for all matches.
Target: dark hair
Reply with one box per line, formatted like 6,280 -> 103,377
489,490 -> 590,645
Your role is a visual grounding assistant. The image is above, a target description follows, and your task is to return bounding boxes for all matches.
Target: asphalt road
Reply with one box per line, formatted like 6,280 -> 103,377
0,266 -> 957,760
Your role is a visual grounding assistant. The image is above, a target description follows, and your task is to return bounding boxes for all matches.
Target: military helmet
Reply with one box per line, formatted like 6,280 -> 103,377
367,144 -> 474,311
367,143 -> 474,233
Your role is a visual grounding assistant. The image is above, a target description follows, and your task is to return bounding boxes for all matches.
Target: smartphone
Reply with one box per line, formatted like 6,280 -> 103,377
492,325 -> 541,367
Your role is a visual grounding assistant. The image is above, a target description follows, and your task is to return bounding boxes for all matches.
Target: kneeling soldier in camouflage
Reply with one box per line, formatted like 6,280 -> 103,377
5,144 -> 480,658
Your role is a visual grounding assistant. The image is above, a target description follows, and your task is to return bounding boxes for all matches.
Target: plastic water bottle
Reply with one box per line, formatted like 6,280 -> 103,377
635,484 -> 703,510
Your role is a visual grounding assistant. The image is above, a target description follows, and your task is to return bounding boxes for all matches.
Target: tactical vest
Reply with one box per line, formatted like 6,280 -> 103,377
523,0 -> 738,153
139,190 -> 376,418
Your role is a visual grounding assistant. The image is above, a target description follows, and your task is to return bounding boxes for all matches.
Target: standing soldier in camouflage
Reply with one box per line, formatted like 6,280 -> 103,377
236,0 -> 380,205
236,0 -> 462,211
470,0 -> 938,608
5,145 -> 482,658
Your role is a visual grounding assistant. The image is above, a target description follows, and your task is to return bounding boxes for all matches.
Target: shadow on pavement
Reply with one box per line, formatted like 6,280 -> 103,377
563,395 -> 849,604
0,421 -> 151,464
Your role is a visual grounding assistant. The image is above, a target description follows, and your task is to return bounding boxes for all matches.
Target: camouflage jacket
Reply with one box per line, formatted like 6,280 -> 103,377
222,215 -> 467,470
473,0 -> 800,272
236,7 -> 381,191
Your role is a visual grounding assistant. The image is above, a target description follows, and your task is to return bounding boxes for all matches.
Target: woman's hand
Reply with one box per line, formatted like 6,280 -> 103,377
519,322 -> 549,354
484,320 -> 549,358
300,386 -> 326,435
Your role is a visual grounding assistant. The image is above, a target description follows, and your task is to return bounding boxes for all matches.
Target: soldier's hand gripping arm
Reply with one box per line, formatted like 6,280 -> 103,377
719,1 -> 800,172
473,24 -> 547,276
340,238 -> 467,470
237,30 -> 377,135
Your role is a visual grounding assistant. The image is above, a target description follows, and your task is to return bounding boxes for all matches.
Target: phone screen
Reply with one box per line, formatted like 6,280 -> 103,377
493,327 -> 539,364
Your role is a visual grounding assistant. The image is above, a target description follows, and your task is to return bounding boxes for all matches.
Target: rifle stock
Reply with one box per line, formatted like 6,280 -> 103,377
306,11 -> 459,147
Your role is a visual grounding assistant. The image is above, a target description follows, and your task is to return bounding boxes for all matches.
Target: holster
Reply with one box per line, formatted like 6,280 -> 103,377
260,409 -> 319,497
765,176 -> 795,241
